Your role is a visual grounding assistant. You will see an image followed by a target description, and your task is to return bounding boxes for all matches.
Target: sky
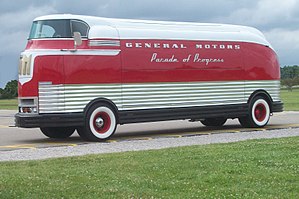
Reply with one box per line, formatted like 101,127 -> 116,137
1,0 -> 299,88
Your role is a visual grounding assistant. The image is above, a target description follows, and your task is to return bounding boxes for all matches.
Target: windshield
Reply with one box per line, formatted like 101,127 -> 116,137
29,20 -> 71,39
29,19 -> 89,39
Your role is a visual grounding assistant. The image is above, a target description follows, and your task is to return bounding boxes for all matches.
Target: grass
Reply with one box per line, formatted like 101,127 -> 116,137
0,137 -> 299,198
0,98 -> 17,110
281,88 -> 299,111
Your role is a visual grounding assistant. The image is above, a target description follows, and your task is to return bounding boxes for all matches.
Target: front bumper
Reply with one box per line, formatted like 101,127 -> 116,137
15,113 -> 84,128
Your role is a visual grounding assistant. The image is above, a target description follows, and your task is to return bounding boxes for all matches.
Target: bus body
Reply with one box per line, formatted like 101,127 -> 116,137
15,14 -> 283,141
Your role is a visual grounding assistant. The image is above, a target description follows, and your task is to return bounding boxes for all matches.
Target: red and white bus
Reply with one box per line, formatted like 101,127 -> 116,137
15,14 -> 283,141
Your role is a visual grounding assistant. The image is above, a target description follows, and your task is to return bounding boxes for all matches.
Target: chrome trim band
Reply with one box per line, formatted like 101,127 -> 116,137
89,40 -> 120,47
38,80 -> 281,113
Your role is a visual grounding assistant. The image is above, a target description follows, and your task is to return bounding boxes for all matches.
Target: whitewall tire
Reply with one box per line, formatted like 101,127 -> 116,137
251,98 -> 270,127
78,103 -> 117,141
239,96 -> 270,128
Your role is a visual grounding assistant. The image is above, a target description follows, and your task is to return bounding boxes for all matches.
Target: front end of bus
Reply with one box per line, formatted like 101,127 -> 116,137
15,15 -> 89,128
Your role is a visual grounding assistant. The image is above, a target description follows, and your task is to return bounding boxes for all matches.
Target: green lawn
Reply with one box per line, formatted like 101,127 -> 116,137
1,137 -> 299,198
0,98 -> 17,110
281,88 -> 299,111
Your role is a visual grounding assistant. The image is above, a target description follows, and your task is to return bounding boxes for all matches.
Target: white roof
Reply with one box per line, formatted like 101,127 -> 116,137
34,14 -> 272,48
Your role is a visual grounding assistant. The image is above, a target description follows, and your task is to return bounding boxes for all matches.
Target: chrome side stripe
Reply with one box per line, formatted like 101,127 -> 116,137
89,40 -> 120,47
39,84 -> 122,113
38,80 -> 281,113
244,80 -> 281,102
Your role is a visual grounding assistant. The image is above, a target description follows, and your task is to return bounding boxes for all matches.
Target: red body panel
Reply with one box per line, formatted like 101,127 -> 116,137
121,40 -> 244,83
18,39 -> 280,98
64,55 -> 121,84
242,43 -> 280,80
19,56 -> 64,97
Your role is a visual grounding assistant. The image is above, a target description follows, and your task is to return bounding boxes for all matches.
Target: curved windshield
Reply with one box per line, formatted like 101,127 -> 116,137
29,19 -> 89,39
29,20 -> 71,39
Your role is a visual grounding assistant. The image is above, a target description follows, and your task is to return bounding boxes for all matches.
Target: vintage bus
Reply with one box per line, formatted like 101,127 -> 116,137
15,14 -> 283,141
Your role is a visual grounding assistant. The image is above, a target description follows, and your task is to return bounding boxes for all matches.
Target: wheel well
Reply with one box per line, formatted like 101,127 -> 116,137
248,90 -> 273,112
83,98 -> 119,122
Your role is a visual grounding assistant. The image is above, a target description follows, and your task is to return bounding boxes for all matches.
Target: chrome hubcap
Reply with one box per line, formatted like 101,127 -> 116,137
95,117 -> 104,128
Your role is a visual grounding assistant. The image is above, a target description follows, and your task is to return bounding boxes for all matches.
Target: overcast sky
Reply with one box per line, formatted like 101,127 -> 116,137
1,0 -> 299,88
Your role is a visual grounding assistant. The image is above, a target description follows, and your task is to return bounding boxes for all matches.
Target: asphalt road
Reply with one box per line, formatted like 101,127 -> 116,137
0,110 -> 299,150
1,110 -> 299,161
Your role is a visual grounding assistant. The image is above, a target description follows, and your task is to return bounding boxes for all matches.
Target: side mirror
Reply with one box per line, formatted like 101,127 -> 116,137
73,32 -> 82,50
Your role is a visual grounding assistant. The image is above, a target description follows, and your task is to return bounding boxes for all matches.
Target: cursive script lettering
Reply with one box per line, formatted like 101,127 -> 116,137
193,53 -> 224,65
150,53 -> 179,63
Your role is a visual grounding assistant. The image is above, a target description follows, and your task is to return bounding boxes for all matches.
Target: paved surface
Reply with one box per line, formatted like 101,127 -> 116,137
0,110 -> 299,161
1,128 -> 299,162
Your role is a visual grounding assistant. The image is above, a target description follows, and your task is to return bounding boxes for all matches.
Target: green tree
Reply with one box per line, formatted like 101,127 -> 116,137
0,88 -> 3,99
1,80 -> 18,99
281,78 -> 297,91
281,65 -> 299,79
281,65 -> 299,91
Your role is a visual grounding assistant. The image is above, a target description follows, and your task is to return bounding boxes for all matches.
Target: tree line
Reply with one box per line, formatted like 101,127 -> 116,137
0,80 -> 18,99
0,65 -> 298,99
281,65 -> 299,91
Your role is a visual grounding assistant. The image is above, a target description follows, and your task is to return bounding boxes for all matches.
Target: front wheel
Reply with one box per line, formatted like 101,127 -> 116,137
40,127 -> 75,138
78,103 -> 117,141
239,96 -> 270,128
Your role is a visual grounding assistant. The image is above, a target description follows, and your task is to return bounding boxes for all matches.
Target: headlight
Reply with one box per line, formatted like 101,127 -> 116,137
19,54 -> 32,76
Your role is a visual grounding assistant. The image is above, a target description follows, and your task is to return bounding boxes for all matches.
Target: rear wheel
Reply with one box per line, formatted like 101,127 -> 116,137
40,127 -> 75,138
239,96 -> 270,128
201,118 -> 227,127
78,103 -> 117,141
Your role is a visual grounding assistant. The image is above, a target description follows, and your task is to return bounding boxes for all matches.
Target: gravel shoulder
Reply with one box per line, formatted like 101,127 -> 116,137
1,128 -> 299,162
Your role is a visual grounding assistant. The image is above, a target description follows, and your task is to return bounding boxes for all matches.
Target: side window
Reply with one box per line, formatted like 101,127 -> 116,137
71,20 -> 89,37
41,25 -> 55,38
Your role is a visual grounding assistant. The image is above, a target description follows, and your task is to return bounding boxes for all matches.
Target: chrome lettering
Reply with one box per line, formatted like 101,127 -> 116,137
136,43 -> 142,48
126,42 -> 241,50
126,43 -> 133,48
